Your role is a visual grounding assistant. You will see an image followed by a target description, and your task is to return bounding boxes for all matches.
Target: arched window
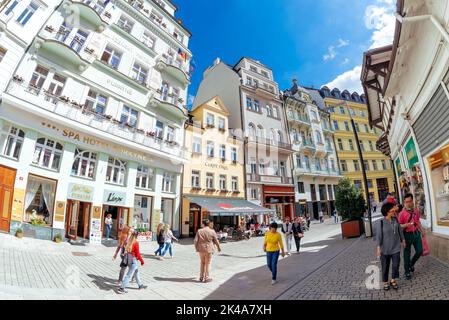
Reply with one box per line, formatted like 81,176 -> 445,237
106,157 -> 127,185
32,137 -> 63,170
315,131 -> 322,144
2,126 -> 25,159
248,123 -> 256,138
71,149 -> 97,179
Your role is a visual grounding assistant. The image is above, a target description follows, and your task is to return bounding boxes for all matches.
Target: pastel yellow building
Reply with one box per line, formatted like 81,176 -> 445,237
320,87 -> 396,204
182,97 -> 267,237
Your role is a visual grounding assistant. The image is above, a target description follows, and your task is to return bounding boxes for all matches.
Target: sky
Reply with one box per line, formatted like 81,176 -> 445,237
173,0 -> 396,107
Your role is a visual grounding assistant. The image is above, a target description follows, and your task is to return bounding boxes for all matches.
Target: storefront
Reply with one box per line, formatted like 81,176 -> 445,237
102,190 -> 129,240
65,183 -> 94,240
263,185 -> 295,222
394,137 -> 427,219
427,144 -> 449,226
133,195 -> 153,232
184,196 -> 274,235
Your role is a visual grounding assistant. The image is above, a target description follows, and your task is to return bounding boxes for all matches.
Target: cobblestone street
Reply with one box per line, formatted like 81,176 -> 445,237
1,218 -> 449,300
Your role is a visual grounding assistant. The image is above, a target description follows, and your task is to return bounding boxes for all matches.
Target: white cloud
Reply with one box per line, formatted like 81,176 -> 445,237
324,66 -> 363,93
342,58 -> 350,65
323,39 -> 349,61
323,1 -> 395,92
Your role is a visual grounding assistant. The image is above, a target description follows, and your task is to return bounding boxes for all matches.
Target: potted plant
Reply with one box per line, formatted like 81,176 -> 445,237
335,177 -> 366,239
15,228 -> 23,239
54,233 -> 62,243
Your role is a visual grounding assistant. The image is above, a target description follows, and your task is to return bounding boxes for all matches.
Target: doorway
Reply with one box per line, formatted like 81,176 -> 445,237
0,165 -> 16,233
66,200 -> 91,240
377,178 -> 389,202
102,206 -> 129,240
188,203 -> 201,237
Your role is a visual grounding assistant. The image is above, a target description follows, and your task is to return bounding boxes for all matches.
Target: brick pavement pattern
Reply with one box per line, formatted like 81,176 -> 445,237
0,218 -> 448,300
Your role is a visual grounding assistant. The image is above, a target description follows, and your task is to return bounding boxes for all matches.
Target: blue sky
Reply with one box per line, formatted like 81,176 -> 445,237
174,0 -> 396,106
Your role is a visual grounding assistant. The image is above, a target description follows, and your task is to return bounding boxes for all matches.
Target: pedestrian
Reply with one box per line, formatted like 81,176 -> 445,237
398,193 -> 424,280
104,213 -> 113,240
333,209 -> 338,223
117,231 -> 146,294
377,202 -> 405,291
292,217 -> 304,253
373,203 -> 378,214
319,211 -> 324,223
194,219 -> 221,283
305,213 -> 311,230
281,217 -> 293,255
263,222 -> 286,285
154,223 -> 165,256
159,224 -> 178,260
112,225 -> 131,285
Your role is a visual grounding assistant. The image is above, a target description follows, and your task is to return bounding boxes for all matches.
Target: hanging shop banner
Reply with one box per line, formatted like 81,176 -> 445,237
405,137 -> 419,168
395,157 -> 402,177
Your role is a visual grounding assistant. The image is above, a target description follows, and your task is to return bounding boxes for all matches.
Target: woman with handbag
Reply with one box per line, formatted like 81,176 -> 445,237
154,223 -> 165,256
292,217 -> 304,253
112,225 -> 131,285
159,224 -> 178,260
118,231 -> 146,294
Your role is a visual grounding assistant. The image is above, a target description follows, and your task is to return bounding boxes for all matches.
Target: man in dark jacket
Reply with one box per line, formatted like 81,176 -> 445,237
292,217 -> 305,253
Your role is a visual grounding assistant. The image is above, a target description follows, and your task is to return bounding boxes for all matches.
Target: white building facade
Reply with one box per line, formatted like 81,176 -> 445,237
0,0 -> 192,242
284,83 -> 341,219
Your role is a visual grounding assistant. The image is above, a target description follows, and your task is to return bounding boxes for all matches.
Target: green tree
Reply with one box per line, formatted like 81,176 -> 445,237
335,178 -> 365,221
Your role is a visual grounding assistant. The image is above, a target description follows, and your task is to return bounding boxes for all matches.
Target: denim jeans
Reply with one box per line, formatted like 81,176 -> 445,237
266,251 -> 280,280
120,258 -> 142,289
105,224 -> 111,239
154,243 -> 164,256
161,242 -> 173,257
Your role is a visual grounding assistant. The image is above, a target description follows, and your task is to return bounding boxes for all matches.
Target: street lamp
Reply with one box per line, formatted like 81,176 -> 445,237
334,101 -> 373,237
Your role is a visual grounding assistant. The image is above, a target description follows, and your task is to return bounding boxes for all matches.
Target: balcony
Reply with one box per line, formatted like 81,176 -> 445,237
66,0 -> 112,31
35,25 -> 96,71
155,56 -> 190,89
314,143 -> 327,157
287,114 -> 311,127
254,83 -> 277,99
246,173 -> 293,184
149,90 -> 188,120
326,145 -> 334,154
246,136 -> 292,153
321,125 -> 335,134
6,80 -> 185,159
303,140 -> 316,152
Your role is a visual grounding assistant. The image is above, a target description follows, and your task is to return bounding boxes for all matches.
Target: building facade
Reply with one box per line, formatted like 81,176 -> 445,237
284,82 -> 341,219
320,87 -> 395,204
361,0 -> 449,263
193,57 -> 295,223
0,0 -> 192,242
181,96 -> 271,237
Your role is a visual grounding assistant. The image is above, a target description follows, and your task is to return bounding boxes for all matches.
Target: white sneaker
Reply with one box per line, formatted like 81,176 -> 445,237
271,280 -> 277,285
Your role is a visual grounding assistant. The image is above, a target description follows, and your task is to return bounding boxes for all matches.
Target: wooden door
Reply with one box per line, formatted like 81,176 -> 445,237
0,166 -> 16,233
82,203 -> 91,239
66,200 -> 80,240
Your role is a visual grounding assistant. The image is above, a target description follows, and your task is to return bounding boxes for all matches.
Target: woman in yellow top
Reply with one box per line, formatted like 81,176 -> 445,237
263,222 -> 285,285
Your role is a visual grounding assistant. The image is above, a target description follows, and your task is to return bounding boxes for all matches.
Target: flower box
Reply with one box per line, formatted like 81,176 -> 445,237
13,75 -> 24,83
104,12 -> 112,18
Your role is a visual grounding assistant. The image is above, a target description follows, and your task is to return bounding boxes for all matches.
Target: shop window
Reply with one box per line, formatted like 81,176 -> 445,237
71,149 -> 97,179
162,172 -> 175,193
106,157 -> 127,185
32,137 -> 63,171
133,195 -> 152,231
2,126 -> 25,159
24,175 -> 56,226
135,165 -> 154,190
161,198 -> 174,226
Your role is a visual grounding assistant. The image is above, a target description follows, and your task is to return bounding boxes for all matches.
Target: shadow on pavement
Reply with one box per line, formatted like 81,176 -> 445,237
87,274 -> 119,292
204,234 -> 354,300
153,276 -> 199,283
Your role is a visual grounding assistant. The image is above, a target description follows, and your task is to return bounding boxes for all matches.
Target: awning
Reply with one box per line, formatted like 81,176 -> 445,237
185,196 -> 275,217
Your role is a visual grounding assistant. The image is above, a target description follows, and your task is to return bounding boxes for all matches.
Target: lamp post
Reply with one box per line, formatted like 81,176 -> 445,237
335,101 -> 373,237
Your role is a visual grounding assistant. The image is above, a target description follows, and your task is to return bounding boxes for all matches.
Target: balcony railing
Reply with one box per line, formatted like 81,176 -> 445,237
247,173 -> 293,184
156,90 -> 186,111
287,113 -> 311,126
246,136 -> 292,150
7,80 -> 185,159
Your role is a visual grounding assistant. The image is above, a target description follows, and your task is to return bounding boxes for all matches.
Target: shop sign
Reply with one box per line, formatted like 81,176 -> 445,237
54,201 -> 65,222
260,176 -> 282,183
405,137 -> 419,169
103,190 -> 127,206
204,163 -> 229,170
68,183 -> 94,202
90,219 -> 102,245
395,157 -> 402,177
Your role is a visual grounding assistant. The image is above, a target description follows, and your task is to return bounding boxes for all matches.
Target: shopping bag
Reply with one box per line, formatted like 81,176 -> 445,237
422,233 -> 430,257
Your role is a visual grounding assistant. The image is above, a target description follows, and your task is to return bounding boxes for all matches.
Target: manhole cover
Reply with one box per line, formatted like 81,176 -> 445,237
72,252 -> 91,257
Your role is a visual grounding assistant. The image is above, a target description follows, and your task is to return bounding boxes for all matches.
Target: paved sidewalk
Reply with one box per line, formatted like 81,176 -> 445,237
1,218 -> 448,300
